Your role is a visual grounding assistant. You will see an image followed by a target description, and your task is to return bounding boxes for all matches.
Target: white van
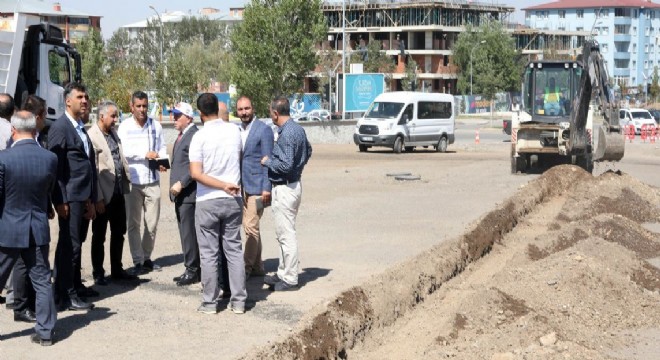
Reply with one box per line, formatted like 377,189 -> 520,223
353,92 -> 455,153
618,108 -> 656,134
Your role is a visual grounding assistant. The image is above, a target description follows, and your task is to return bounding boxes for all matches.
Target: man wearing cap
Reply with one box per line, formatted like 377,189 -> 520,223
169,102 -> 200,286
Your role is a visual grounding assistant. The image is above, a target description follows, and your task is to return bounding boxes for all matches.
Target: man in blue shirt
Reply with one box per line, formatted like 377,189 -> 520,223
260,97 -> 312,291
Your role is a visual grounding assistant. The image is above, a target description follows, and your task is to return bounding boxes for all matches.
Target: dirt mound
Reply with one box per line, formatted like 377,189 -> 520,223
241,165 -> 660,360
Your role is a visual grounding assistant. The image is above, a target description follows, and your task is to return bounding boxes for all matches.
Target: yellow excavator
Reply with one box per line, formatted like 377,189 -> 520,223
510,40 -> 625,173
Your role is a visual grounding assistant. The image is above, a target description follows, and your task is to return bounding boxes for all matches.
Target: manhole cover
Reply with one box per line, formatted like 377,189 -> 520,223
386,172 -> 412,177
395,175 -> 421,181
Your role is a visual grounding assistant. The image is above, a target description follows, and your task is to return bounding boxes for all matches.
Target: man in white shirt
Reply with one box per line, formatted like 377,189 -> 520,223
189,93 -> 246,315
117,91 -> 168,275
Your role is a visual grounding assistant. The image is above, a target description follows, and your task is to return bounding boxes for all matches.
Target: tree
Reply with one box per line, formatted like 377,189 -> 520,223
105,28 -> 133,69
650,66 -> 660,103
230,0 -> 328,115
401,59 -> 418,91
153,38 -> 231,106
77,28 -> 106,104
100,64 -> 148,113
452,21 -> 523,100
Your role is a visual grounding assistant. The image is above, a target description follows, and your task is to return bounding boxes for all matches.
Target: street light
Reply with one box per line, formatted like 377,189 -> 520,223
470,40 -> 487,96
149,5 -> 163,64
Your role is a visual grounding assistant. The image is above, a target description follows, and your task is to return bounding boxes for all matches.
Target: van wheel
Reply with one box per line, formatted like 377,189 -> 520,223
436,136 -> 448,153
393,136 -> 403,154
405,146 -> 414,152
358,144 -> 368,152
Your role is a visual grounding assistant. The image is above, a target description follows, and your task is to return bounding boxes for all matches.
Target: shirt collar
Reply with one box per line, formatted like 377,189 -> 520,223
65,111 -> 83,128
181,123 -> 194,135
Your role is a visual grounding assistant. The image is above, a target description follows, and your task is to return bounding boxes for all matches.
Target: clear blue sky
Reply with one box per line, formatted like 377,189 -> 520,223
58,0 -> 546,39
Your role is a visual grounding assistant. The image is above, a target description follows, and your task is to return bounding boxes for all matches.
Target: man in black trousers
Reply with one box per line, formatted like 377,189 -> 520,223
169,102 -> 200,286
48,82 -> 97,311
0,110 -> 58,345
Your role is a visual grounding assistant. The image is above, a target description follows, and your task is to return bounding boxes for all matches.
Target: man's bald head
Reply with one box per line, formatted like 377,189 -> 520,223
218,101 -> 229,122
0,93 -> 15,121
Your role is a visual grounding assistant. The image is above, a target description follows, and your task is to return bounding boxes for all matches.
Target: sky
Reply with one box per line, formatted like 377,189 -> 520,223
58,0 -> 547,39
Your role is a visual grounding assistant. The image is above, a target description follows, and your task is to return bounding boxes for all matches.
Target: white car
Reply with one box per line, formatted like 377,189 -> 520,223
307,109 -> 331,121
619,109 -> 656,134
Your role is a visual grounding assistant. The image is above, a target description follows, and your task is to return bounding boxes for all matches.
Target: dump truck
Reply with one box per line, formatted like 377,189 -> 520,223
0,5 -> 81,121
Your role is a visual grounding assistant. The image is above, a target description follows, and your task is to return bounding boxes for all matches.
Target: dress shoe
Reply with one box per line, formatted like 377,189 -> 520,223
111,269 -> 139,281
176,272 -> 201,286
31,333 -> 53,346
173,273 -> 185,282
67,296 -> 94,311
14,309 -> 37,323
76,285 -> 99,298
128,263 -> 149,276
94,276 -> 109,286
143,259 -> 161,272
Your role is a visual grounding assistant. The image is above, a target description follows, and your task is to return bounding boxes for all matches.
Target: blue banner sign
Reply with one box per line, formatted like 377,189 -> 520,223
344,73 -> 385,112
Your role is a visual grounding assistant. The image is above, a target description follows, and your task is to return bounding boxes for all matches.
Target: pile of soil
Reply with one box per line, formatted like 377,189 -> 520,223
242,165 -> 660,360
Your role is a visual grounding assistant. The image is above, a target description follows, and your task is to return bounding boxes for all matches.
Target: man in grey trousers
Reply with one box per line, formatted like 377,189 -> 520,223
189,93 -> 246,314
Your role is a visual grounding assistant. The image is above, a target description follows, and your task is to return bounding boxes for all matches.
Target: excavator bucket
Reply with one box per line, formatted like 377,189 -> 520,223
594,126 -> 625,161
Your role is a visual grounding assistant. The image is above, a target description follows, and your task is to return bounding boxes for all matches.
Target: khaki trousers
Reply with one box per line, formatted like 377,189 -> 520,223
272,181 -> 302,285
243,194 -> 264,275
126,182 -> 161,265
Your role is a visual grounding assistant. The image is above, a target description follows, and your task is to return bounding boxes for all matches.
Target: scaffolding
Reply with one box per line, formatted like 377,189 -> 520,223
323,0 -> 514,29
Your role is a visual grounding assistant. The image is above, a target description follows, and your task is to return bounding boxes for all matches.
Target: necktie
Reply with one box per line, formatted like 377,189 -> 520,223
176,131 -> 183,144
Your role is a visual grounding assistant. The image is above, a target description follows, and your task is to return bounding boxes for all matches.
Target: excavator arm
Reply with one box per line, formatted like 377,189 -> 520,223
568,40 -> 624,161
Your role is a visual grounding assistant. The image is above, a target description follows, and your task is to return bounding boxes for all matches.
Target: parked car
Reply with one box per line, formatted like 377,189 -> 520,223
307,109 -> 331,121
647,108 -> 660,125
619,108 -> 656,134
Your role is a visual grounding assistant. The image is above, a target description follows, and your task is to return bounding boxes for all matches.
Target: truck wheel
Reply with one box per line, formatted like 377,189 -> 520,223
358,144 -> 368,152
436,136 -> 448,153
511,156 -> 526,174
393,136 -> 403,154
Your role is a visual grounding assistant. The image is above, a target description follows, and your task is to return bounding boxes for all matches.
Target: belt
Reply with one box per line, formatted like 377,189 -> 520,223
272,178 -> 299,186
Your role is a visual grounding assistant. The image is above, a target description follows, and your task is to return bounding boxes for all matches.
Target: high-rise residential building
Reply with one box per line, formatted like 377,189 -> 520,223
523,0 -> 660,87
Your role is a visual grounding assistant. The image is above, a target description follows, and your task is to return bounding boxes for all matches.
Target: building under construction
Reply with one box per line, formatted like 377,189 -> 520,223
311,0 -> 587,94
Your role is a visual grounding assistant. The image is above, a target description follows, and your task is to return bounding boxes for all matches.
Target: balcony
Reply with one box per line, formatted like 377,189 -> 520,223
614,34 -> 632,42
613,68 -> 631,77
613,52 -> 631,59
614,17 -> 632,25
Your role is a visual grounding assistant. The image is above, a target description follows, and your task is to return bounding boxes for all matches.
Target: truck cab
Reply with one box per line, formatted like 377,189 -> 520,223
0,11 -> 81,122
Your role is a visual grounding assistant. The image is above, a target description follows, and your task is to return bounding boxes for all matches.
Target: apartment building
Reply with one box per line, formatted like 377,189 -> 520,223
524,0 -> 660,87
314,0 -> 586,95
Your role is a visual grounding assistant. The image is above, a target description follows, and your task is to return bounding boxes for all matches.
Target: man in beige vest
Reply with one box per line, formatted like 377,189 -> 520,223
88,101 -> 137,284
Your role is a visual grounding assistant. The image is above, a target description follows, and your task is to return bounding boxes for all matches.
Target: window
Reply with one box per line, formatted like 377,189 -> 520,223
645,44 -> 649,53
48,50 -> 70,85
633,43 -> 637,53
646,27 -> 651,36
577,10 -> 584,18
559,10 -> 566,19
633,26 -> 637,35
645,60 -> 649,69
417,101 -> 452,120
526,11 -> 530,19
601,27 -> 609,36
577,26 -> 584,32
633,60 -> 637,69
602,43 -> 608,53
634,10 -> 638,19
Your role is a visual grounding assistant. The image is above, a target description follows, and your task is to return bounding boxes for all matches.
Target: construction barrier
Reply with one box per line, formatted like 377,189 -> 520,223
649,125 -> 657,143
641,124 -> 649,142
626,124 -> 635,142
475,130 -> 480,144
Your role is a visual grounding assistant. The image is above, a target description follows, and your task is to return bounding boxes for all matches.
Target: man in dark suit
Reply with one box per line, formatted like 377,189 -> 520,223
0,110 -> 58,345
169,102 -> 200,286
237,96 -> 274,277
47,82 -> 97,311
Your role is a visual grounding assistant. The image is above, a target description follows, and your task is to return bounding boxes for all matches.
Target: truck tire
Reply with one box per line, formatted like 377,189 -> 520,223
436,136 -> 448,153
358,144 -> 368,152
393,136 -> 403,154
511,156 -> 526,174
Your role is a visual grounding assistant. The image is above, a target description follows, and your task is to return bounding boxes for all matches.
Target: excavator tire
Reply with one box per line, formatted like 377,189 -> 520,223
595,126 -> 625,162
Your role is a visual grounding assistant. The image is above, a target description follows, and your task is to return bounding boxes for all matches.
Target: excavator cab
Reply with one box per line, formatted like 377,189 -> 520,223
522,62 -> 581,121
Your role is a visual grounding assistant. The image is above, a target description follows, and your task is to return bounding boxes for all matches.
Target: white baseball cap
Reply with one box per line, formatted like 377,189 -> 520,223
172,102 -> 194,118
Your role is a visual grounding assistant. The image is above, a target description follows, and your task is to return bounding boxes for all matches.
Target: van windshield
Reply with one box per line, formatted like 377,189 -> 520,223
364,102 -> 404,119
631,111 -> 653,119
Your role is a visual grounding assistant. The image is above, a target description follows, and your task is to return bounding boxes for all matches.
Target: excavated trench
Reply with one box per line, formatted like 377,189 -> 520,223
241,165 -> 660,360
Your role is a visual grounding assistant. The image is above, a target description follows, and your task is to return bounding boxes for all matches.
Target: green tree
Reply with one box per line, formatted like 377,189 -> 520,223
77,28 -> 106,104
100,64 -> 148,113
650,66 -> 660,103
153,38 -> 231,106
230,0 -> 328,115
452,21 -> 523,99
105,28 -> 133,69
401,59 -> 418,91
